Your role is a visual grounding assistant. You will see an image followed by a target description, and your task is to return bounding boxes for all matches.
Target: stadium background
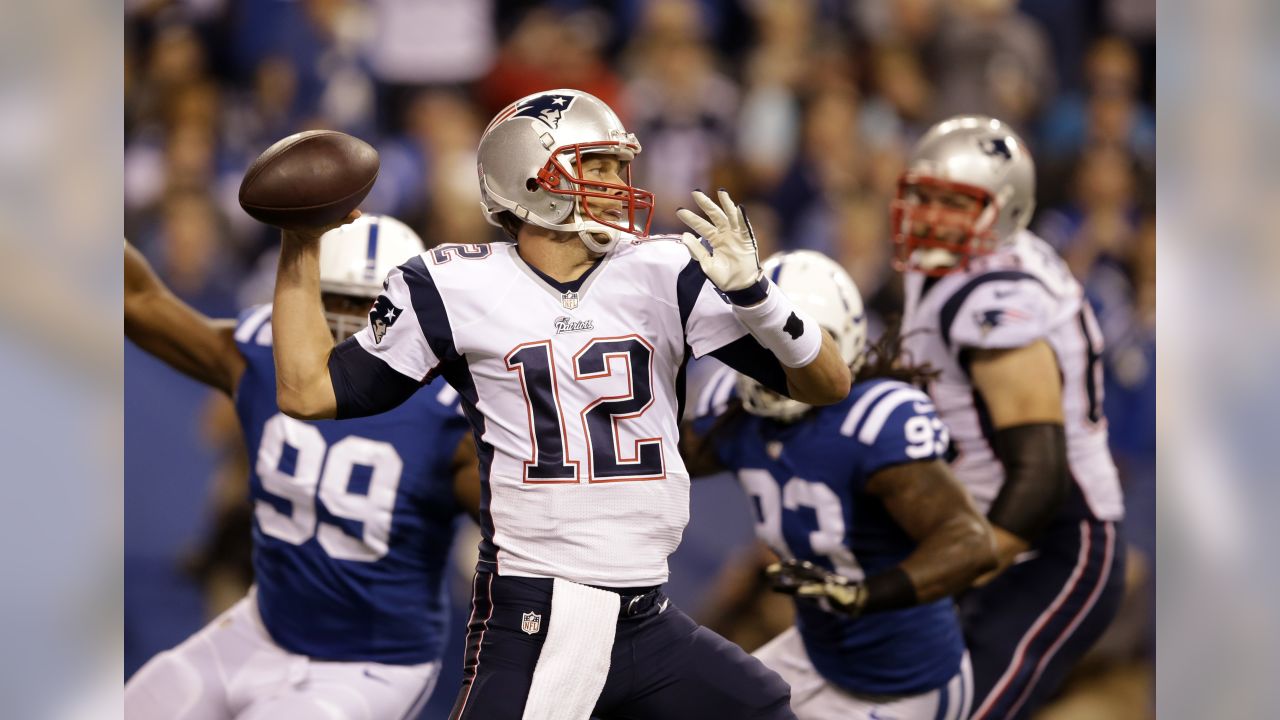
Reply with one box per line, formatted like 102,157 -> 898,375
123,0 -> 1155,717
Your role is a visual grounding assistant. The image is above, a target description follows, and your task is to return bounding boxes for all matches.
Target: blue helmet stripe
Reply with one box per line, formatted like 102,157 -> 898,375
363,218 -> 380,281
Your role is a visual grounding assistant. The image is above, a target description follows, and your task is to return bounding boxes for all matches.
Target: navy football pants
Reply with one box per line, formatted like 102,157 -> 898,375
960,518 -> 1126,720
449,573 -> 795,720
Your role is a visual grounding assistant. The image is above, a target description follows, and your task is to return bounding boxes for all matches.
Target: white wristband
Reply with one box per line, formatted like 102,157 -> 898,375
729,278 -> 823,368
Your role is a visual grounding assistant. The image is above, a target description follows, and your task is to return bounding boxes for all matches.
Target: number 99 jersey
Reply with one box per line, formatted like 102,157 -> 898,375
694,371 -> 964,696
234,304 -> 470,665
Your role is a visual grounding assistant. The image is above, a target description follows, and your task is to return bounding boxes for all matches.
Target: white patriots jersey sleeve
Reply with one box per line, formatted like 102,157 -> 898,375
352,260 -> 442,381
942,275 -> 1066,351
679,262 -> 751,358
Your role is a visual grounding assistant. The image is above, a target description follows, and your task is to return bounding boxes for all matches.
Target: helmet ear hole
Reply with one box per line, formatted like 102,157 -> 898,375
525,178 -> 539,192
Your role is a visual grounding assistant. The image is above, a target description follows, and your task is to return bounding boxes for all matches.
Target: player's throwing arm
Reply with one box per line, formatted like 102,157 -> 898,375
237,131 -> 375,420
677,190 -> 851,404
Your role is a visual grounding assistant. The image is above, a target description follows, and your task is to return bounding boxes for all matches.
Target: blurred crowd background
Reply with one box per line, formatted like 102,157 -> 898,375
124,0 -> 1155,717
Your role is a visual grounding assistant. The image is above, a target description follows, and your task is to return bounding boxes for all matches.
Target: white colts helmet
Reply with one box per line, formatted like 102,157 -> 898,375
891,115 -> 1036,275
737,251 -> 867,422
476,89 -> 655,254
318,214 -> 426,340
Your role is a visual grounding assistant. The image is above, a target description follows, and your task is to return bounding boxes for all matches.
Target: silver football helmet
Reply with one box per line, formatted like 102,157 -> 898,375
318,214 -> 425,340
737,251 -> 867,422
891,115 -> 1036,275
476,89 -> 654,254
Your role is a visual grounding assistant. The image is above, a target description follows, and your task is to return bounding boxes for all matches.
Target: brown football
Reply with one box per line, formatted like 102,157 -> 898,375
238,130 -> 379,229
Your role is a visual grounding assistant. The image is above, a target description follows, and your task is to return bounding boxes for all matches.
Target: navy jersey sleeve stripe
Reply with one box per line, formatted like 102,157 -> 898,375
329,337 -> 423,419
676,258 -> 708,330
709,334 -> 790,397
400,255 -> 462,366
938,271 -> 1050,350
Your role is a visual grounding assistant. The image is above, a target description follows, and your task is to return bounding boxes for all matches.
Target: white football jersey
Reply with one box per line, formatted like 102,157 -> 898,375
901,231 -> 1124,521
351,236 -> 756,586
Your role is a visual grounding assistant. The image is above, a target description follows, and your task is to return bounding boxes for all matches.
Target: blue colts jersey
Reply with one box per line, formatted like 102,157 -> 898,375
233,305 -> 470,664
696,373 -> 964,695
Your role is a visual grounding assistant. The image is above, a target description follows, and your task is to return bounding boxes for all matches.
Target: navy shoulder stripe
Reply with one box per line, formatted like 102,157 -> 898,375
676,259 -> 709,330
396,259 -> 490,490
400,255 -> 460,367
939,271 -> 1050,350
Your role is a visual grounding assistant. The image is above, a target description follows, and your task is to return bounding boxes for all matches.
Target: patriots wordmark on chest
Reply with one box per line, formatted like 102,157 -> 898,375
561,290 -> 580,310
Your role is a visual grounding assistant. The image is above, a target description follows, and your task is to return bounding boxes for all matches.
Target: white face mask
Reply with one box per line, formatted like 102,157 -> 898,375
324,308 -> 369,343
911,247 -> 963,272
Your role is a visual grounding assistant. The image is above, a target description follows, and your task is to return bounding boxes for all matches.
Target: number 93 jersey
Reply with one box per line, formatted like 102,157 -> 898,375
344,237 -> 760,587
694,370 -> 964,696
234,304 -> 470,665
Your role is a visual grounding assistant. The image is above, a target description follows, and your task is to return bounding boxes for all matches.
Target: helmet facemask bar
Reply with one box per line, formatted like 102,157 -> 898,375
891,174 -> 1002,276
321,292 -> 374,343
535,140 -> 655,238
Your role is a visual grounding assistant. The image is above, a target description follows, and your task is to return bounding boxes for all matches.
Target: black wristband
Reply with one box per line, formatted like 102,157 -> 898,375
861,566 -> 919,615
723,276 -> 769,307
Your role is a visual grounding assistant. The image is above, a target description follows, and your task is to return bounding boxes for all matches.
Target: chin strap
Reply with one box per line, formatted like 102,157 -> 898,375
573,203 -> 621,253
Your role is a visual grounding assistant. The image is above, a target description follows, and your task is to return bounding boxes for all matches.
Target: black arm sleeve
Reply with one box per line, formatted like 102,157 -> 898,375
861,566 -> 919,615
708,334 -> 790,397
986,422 -> 1069,542
327,337 -> 424,419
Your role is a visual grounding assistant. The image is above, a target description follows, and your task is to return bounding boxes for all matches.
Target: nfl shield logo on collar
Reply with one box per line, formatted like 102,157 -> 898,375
521,611 -> 542,635
561,291 -> 580,310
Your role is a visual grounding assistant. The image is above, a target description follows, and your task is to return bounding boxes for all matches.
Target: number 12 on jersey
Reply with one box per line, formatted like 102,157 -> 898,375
506,334 -> 665,483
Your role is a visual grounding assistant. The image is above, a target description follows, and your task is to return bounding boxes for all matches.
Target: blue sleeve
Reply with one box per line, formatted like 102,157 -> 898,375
691,412 -> 719,438
686,365 -> 742,470
690,365 -> 738,437
844,385 -> 948,489
691,415 -> 739,471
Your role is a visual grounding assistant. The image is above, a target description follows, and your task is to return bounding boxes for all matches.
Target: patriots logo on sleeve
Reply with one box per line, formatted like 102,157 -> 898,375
975,307 -> 1030,335
369,295 -> 402,344
512,93 -> 576,129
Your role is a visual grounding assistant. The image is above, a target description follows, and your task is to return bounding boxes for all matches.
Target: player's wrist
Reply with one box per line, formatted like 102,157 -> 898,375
281,227 -> 327,245
860,566 -> 918,615
722,274 -> 769,306
730,280 -> 822,368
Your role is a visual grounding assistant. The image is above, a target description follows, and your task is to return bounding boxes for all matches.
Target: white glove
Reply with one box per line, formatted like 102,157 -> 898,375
677,190 -> 763,293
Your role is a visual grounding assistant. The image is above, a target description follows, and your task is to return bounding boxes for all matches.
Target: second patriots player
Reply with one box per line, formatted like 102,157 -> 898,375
124,216 -> 478,719
893,116 -> 1127,720
688,251 -> 997,720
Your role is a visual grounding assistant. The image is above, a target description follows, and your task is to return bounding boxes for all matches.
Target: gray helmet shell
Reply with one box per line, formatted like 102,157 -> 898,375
477,89 -> 651,252
904,115 -> 1036,243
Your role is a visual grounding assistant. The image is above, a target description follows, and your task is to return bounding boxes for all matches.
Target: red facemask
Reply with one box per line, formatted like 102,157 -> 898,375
535,141 -> 655,237
890,174 -> 999,276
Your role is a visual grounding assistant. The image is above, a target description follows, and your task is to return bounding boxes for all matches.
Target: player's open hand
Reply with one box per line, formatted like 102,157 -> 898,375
766,559 -> 868,617
677,190 -> 763,293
